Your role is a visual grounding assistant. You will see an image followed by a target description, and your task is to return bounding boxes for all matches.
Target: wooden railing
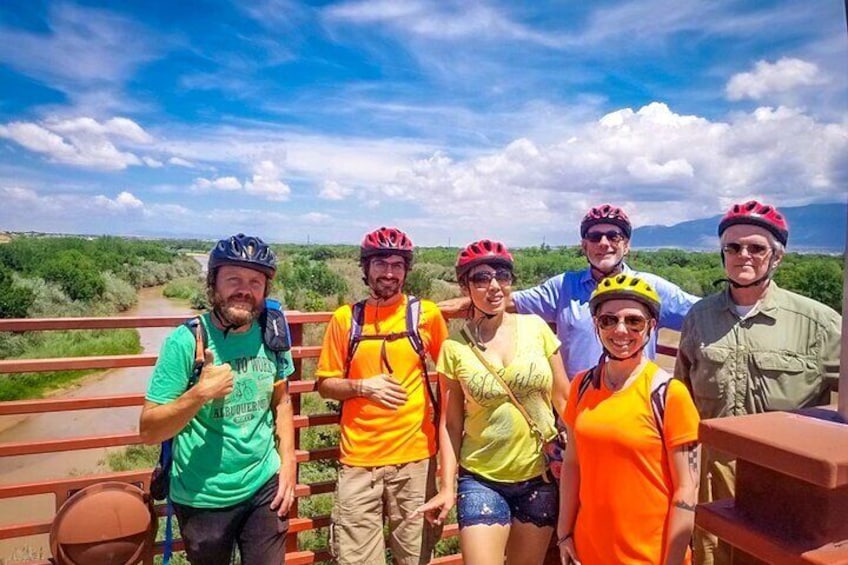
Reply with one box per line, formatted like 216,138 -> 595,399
0,313 -> 461,564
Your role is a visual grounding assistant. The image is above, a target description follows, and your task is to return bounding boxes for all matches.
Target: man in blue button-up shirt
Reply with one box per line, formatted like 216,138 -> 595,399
440,204 -> 699,379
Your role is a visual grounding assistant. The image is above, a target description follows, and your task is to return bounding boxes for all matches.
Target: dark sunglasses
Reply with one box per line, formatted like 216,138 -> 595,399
469,268 -> 514,286
721,242 -> 770,258
596,314 -> 648,332
584,230 -> 625,243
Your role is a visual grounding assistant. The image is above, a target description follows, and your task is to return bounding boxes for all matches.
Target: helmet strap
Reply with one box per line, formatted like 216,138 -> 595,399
212,308 -> 238,337
719,254 -> 778,289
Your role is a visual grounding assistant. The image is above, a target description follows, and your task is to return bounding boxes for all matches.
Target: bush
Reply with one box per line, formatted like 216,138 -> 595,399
0,266 -> 35,318
40,250 -> 106,301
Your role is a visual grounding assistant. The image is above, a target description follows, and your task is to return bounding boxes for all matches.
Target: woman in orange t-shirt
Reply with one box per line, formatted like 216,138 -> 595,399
557,274 -> 701,565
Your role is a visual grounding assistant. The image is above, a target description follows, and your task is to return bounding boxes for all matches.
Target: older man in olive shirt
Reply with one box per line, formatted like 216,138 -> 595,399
674,200 -> 841,565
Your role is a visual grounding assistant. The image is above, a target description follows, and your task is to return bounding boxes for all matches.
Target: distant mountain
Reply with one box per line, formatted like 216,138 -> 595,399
633,202 -> 847,253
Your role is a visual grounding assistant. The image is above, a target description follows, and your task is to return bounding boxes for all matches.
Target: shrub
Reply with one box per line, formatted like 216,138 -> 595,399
0,266 -> 35,318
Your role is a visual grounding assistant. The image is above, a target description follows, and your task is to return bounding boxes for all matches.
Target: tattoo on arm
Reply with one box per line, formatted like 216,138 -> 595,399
674,500 -> 697,512
685,442 -> 699,481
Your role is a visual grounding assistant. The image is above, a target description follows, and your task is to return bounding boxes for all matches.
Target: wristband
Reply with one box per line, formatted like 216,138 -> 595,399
556,533 -> 573,546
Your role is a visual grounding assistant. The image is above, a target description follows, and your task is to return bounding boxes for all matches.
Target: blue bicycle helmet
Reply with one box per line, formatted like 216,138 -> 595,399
208,233 -> 277,278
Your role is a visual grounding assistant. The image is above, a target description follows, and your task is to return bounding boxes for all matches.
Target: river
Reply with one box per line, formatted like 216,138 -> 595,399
0,285 -> 195,562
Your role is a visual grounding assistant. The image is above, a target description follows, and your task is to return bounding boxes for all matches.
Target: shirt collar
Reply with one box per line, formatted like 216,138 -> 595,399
720,282 -> 781,320
579,262 -> 633,287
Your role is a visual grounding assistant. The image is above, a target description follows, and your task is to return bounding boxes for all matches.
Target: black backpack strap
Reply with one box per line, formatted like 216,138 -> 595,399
344,300 -> 367,379
405,296 -> 439,422
649,368 -> 673,440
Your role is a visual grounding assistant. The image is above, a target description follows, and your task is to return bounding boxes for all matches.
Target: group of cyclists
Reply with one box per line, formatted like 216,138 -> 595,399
138,199 -> 841,565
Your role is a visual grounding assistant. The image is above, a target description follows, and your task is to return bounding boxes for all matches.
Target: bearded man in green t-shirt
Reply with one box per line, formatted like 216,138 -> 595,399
139,233 -> 296,564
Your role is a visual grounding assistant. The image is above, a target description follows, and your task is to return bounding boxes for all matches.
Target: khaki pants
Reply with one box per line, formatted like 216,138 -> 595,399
330,457 -> 439,565
695,455 -> 735,565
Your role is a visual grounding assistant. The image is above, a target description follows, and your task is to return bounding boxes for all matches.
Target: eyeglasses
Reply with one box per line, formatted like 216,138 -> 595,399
596,314 -> 648,332
371,259 -> 407,273
585,230 -> 625,244
469,269 -> 514,287
721,242 -> 771,258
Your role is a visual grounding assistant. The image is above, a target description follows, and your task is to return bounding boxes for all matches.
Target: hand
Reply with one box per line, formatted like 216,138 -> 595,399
559,536 -> 580,565
413,490 -> 455,526
194,349 -> 234,401
437,296 -> 472,319
359,374 -> 408,409
270,464 -> 297,517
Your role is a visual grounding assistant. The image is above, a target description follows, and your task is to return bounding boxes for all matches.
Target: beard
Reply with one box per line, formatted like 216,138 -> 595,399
369,275 -> 402,300
212,291 -> 262,327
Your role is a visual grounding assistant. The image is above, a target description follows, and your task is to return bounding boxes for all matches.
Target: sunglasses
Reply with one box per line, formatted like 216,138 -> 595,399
721,242 -> 771,258
469,269 -> 514,287
585,230 -> 625,243
596,314 -> 648,332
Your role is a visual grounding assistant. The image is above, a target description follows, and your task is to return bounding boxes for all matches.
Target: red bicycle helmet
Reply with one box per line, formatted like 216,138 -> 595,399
580,204 -> 632,239
455,239 -> 514,278
718,200 -> 788,246
360,227 -> 414,261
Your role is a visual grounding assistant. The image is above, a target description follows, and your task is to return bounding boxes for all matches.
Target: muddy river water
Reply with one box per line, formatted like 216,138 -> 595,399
0,286 -> 195,562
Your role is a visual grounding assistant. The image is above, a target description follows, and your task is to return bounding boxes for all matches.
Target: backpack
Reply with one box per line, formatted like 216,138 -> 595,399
575,362 -> 672,439
344,296 -> 439,420
150,298 -> 292,564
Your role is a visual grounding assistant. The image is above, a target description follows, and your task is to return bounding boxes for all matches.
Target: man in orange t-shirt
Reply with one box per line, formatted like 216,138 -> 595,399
317,227 -> 448,565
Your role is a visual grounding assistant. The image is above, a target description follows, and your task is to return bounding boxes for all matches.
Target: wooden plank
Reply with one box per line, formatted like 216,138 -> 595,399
0,312 -> 331,332
0,345 -> 322,374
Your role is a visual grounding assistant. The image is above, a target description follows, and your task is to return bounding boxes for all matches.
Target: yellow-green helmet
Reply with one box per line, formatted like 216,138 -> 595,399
589,273 -> 661,319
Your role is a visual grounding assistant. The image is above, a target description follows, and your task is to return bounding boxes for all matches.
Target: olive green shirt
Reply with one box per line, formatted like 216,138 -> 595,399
674,283 -> 841,420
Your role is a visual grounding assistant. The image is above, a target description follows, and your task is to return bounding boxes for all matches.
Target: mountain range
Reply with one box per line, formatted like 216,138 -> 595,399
633,202 -> 847,253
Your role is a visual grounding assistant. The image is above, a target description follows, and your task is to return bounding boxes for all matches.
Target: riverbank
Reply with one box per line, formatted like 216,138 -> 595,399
0,285 -> 195,562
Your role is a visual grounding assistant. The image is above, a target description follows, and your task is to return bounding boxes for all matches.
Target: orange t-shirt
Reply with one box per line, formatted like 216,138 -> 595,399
316,296 -> 448,467
564,361 -> 700,565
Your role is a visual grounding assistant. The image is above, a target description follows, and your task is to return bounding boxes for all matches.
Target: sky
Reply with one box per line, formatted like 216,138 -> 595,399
0,1 -> 846,246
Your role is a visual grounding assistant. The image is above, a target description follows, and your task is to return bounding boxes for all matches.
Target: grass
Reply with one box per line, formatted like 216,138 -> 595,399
0,328 -> 142,401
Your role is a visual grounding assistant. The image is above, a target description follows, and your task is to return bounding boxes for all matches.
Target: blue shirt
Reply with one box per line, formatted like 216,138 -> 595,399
513,265 -> 699,378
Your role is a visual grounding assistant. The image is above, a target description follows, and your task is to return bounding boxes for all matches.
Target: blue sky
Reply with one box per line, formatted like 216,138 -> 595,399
0,0 -> 845,246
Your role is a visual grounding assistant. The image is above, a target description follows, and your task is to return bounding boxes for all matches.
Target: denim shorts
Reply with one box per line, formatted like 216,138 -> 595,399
456,469 -> 558,529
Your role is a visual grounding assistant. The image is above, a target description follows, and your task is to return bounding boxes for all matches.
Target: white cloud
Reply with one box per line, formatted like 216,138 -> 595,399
142,156 -> 163,168
301,212 -> 331,223
95,191 -> 144,211
244,160 -> 291,201
0,4 -> 162,93
319,180 -> 353,200
193,176 -> 243,191
0,119 -> 144,171
382,101 -> 847,241
324,1 -> 563,47
168,157 -> 195,168
47,117 -> 154,143
627,157 -> 694,183
726,58 -> 827,101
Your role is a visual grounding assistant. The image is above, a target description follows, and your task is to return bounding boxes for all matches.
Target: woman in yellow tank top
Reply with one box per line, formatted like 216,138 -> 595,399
415,239 -> 569,565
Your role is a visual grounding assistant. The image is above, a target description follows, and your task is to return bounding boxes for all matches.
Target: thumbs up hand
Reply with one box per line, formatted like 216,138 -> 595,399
195,348 -> 235,401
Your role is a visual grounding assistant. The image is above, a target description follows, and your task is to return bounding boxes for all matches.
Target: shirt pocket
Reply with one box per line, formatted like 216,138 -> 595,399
750,351 -> 818,411
692,345 -> 731,400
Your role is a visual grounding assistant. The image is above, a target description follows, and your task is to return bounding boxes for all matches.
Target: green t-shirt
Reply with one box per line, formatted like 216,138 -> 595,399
437,314 -> 561,482
146,313 -> 295,508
